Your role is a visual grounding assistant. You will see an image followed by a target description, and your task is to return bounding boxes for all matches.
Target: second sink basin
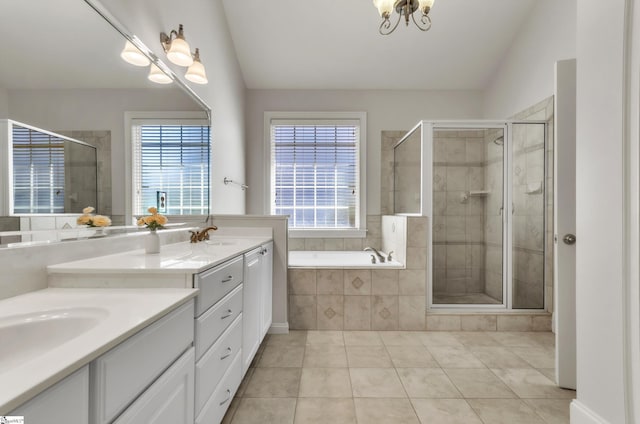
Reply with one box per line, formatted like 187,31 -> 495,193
0,307 -> 108,372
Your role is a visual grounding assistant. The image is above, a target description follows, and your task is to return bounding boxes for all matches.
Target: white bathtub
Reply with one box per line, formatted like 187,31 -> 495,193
288,251 -> 404,269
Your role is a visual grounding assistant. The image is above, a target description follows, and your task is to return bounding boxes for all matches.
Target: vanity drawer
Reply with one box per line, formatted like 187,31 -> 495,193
195,313 -> 242,415
194,255 -> 243,316
90,300 -> 194,424
195,350 -> 242,424
195,284 -> 243,359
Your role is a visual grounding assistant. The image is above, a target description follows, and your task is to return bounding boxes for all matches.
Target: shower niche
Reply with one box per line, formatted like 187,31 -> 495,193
393,121 -> 547,310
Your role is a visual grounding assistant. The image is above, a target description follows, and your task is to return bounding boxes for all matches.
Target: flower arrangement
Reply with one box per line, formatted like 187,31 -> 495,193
77,206 -> 112,227
137,206 -> 168,231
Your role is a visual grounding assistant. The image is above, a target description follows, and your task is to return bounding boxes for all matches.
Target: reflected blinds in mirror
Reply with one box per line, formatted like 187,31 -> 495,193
132,122 -> 210,215
12,124 -> 65,214
270,121 -> 359,229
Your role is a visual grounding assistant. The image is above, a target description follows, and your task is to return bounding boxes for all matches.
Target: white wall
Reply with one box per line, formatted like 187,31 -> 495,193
97,0 -> 247,214
0,88 -> 7,118
573,0 -> 627,422
246,89 -> 484,215
6,88 -> 199,216
483,0 -> 576,118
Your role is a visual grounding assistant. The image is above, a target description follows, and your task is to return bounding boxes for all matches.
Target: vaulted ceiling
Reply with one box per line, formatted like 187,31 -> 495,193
222,0 -> 536,90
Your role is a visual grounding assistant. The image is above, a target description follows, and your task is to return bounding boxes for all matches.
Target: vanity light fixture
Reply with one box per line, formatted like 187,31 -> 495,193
160,24 -> 194,67
185,48 -> 208,85
373,0 -> 435,35
148,64 -> 173,84
120,40 -> 151,67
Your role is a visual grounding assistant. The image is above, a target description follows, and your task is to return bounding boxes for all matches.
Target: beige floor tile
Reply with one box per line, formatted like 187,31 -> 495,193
444,368 -> 516,398
470,346 -> 532,368
397,368 -> 462,398
306,330 -> 344,345
538,368 -> 556,381
244,367 -> 301,398
492,368 -> 576,399
511,346 -> 556,368
387,346 -> 440,368
298,368 -> 353,398
267,330 -> 308,347
350,368 -> 407,398
221,397 -> 241,423
411,399 -> 483,424
303,345 -> 348,367
294,398 -> 357,424
467,398 -> 546,424
231,398 -> 297,424
524,399 -> 572,424
235,367 -> 255,397
529,332 -> 556,347
454,332 -> 502,347
428,346 -> 485,368
489,332 -> 545,347
380,331 -> 425,346
346,346 -> 393,367
343,330 -> 383,346
258,345 -> 305,367
417,332 -> 465,348
353,398 -> 420,424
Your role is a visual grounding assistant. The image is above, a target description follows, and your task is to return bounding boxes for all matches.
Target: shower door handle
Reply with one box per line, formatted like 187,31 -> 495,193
563,234 -> 576,245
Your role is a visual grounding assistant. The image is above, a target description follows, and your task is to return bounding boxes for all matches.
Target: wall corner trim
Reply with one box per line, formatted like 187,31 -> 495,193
570,400 -> 612,424
269,322 -> 289,334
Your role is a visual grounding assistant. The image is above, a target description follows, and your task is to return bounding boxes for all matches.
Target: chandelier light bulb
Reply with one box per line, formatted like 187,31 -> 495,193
185,48 -> 208,84
148,64 -> 172,84
418,0 -> 435,13
167,36 -> 193,67
373,0 -> 394,17
120,41 -> 150,67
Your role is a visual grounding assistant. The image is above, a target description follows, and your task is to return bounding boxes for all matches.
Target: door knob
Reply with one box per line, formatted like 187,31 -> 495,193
563,234 -> 576,245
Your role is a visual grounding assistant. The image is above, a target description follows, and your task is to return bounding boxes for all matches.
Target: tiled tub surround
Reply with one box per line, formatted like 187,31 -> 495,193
288,216 -> 428,331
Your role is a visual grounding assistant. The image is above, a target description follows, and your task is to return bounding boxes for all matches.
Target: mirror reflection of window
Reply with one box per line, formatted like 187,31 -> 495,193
130,117 -> 210,215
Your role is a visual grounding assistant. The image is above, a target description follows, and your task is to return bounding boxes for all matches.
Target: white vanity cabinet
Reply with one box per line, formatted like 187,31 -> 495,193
10,366 -> 89,424
242,242 -> 273,375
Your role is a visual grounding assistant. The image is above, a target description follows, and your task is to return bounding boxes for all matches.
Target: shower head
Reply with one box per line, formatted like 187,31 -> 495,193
493,135 -> 504,146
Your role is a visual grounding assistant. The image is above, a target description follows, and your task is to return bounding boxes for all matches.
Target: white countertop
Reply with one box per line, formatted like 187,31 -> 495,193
0,287 -> 197,414
47,236 -> 272,275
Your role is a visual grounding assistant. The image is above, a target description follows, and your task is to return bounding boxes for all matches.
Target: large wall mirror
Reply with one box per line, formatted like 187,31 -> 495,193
0,0 -> 211,238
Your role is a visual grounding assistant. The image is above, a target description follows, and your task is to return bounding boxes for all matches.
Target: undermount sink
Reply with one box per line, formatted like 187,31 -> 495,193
0,307 -> 108,372
204,240 -> 236,246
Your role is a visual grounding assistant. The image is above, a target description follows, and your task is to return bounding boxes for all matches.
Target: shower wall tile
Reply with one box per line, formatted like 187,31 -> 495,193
344,269 -> 372,295
399,296 -> 426,330
426,315 -> 462,331
344,238 -> 363,251
398,269 -> 426,295
317,269 -> 344,295
460,315 -> 497,331
406,247 -> 428,270
324,238 -> 345,251
304,238 -> 324,251
288,238 -> 305,251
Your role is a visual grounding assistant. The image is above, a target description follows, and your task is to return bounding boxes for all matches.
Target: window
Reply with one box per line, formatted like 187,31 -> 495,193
129,113 -> 210,216
12,124 -> 65,214
267,112 -> 366,236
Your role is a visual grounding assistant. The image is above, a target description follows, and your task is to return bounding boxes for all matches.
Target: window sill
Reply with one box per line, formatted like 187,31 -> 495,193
288,229 -> 367,239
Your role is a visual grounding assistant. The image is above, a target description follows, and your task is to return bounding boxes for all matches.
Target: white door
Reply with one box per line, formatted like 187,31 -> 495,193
554,58 -> 577,390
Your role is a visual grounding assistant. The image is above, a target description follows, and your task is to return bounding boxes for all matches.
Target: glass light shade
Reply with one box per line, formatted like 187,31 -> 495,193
166,37 -> 193,66
148,64 -> 172,84
373,0 -> 394,17
185,60 -> 208,84
418,0 -> 435,11
120,41 -> 150,67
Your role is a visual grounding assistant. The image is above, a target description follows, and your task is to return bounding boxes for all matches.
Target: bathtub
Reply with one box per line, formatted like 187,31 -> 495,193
288,250 -> 404,269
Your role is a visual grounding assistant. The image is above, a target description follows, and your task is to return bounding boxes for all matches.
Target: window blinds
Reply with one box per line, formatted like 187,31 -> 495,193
12,124 -> 65,214
132,123 -> 210,215
271,121 -> 359,229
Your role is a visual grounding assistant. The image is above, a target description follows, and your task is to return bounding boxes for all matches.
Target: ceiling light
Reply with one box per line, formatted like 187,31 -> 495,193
373,0 -> 435,35
185,48 -> 208,84
120,41 -> 151,67
148,64 -> 173,84
160,24 -> 194,67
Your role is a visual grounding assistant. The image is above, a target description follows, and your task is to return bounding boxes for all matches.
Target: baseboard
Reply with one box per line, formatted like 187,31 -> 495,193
269,322 -> 289,334
570,400 -> 612,424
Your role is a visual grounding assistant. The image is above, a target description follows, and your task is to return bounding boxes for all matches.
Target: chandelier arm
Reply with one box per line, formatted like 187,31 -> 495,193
411,12 -> 432,31
379,12 -> 402,35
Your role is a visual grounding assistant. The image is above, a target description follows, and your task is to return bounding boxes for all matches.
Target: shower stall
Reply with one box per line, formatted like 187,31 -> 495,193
394,121 -> 548,310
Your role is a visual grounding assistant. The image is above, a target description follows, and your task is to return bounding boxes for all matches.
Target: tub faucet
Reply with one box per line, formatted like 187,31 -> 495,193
364,247 -> 385,263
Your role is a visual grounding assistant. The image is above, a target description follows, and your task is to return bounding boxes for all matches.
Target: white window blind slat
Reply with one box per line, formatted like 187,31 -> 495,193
132,122 -> 210,215
271,121 -> 360,229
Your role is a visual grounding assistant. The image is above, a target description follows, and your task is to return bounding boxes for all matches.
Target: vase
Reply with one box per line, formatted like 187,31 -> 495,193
145,230 -> 160,254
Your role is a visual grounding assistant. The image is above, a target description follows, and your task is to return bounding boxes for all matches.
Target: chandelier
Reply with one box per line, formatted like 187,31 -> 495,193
373,0 -> 435,35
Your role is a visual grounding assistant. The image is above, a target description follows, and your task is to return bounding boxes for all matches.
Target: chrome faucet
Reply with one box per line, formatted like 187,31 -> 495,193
364,247 -> 385,263
190,226 -> 218,243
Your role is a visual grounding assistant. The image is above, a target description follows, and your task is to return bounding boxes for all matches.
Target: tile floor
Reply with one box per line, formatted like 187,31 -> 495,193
222,330 -> 574,424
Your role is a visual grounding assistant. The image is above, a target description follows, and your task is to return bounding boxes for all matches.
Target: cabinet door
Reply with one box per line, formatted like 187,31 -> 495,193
242,248 -> 261,375
260,242 -> 273,339
11,366 -> 89,424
